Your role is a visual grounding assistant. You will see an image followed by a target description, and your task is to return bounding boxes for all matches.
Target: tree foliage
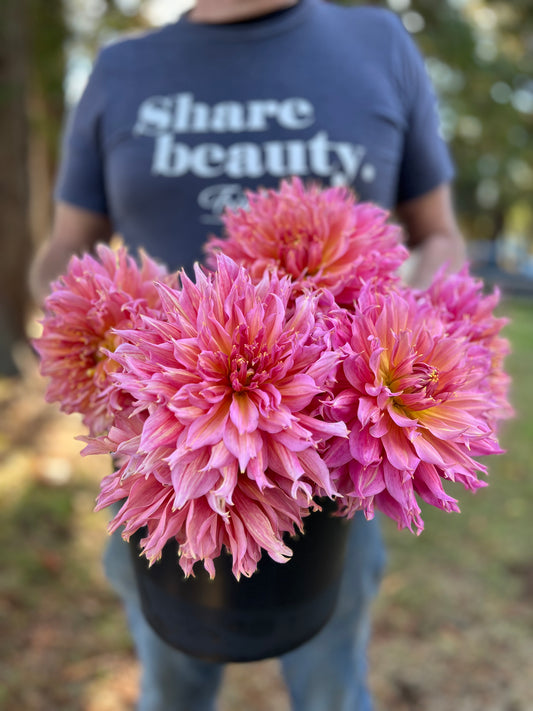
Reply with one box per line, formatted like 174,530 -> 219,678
341,0 -> 533,250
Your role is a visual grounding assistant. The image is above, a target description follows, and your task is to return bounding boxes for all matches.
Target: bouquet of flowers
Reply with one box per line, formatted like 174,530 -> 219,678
35,178 -> 512,579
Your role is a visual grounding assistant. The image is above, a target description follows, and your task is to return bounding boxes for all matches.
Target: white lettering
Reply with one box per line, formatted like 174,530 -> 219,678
152,134 -> 189,176
246,99 -> 280,131
150,132 -> 374,187
361,163 -> 376,183
136,93 -> 318,135
286,140 -> 308,174
308,131 -> 332,177
278,98 -> 315,129
189,144 -> 226,177
226,143 -> 264,178
173,93 -> 210,133
263,140 -> 308,176
333,142 -> 366,184
263,141 -> 285,177
198,184 -> 248,222
133,95 -> 173,135
211,102 -> 245,133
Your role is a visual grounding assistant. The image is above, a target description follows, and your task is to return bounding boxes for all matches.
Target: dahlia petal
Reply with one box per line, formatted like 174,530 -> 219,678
171,459 -> 220,510
344,355 -> 378,392
328,389 -> 359,421
256,400 -> 294,432
267,439 -> 306,481
141,504 -> 189,564
140,408 -> 182,449
419,402 -> 487,439
236,502 -> 293,565
229,393 -> 259,433
171,339 -> 202,370
296,413 -> 348,441
223,422 -> 263,473
348,424 -> 382,466
375,488 -> 424,534
386,402 -> 417,428
245,450 -> 273,490
350,461 -> 386,498
368,415 -> 389,438
270,426 -> 313,453
358,396 -> 380,428
202,440 -> 234,470
323,436 -> 352,468
413,462 -> 460,512
381,424 -> 419,472
185,400 -> 230,449
297,447 -> 337,498
410,431 -> 448,467
211,462 -> 239,502
275,373 -> 321,410
304,350 -> 343,385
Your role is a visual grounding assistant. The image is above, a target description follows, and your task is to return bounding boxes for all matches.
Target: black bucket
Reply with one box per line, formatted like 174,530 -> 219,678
129,499 -> 350,663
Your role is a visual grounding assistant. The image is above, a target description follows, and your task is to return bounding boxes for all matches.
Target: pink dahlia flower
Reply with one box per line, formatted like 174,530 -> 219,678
34,244 -> 168,436
204,177 -> 408,305
325,282 -> 504,533
422,267 -> 513,424
92,255 -> 347,578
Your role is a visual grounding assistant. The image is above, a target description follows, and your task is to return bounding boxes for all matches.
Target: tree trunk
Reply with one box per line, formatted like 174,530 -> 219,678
27,0 -> 68,248
0,0 -> 32,375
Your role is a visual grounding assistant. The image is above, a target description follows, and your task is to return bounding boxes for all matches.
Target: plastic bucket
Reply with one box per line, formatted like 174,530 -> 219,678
129,499 -> 350,662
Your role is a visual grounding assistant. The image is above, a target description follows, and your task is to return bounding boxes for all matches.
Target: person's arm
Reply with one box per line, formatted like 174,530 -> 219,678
29,202 -> 113,306
396,183 -> 467,290
29,43 -> 113,307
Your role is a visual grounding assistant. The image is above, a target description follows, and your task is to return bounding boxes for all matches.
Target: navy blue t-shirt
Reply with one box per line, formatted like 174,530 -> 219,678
56,0 -> 454,272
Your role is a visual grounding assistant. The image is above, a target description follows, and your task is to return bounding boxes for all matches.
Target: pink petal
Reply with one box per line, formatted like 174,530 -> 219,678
229,393 -> 259,433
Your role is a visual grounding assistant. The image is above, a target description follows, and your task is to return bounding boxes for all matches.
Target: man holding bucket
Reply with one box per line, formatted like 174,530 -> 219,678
31,0 -> 466,708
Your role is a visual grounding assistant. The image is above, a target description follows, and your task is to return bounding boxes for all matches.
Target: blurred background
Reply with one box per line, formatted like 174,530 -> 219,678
0,1 -> 532,709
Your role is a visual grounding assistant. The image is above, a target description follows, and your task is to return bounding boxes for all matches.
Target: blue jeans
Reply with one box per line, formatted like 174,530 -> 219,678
104,511 -> 386,711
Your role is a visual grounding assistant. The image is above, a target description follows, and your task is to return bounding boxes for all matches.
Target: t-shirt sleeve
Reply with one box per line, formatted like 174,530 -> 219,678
54,51 -> 109,215
392,19 -> 455,204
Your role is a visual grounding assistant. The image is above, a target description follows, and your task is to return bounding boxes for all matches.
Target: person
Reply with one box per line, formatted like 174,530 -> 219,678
30,1 -> 467,709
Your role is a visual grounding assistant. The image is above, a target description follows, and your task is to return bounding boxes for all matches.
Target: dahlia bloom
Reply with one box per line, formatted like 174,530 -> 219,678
324,282 -> 504,533
38,181 -> 513,579
34,244 -> 169,436
422,267 -> 513,424
204,177 -> 408,305
92,255 -> 347,578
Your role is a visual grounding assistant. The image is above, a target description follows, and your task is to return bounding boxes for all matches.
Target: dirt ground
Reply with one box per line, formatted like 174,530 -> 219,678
1,344 -> 532,711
